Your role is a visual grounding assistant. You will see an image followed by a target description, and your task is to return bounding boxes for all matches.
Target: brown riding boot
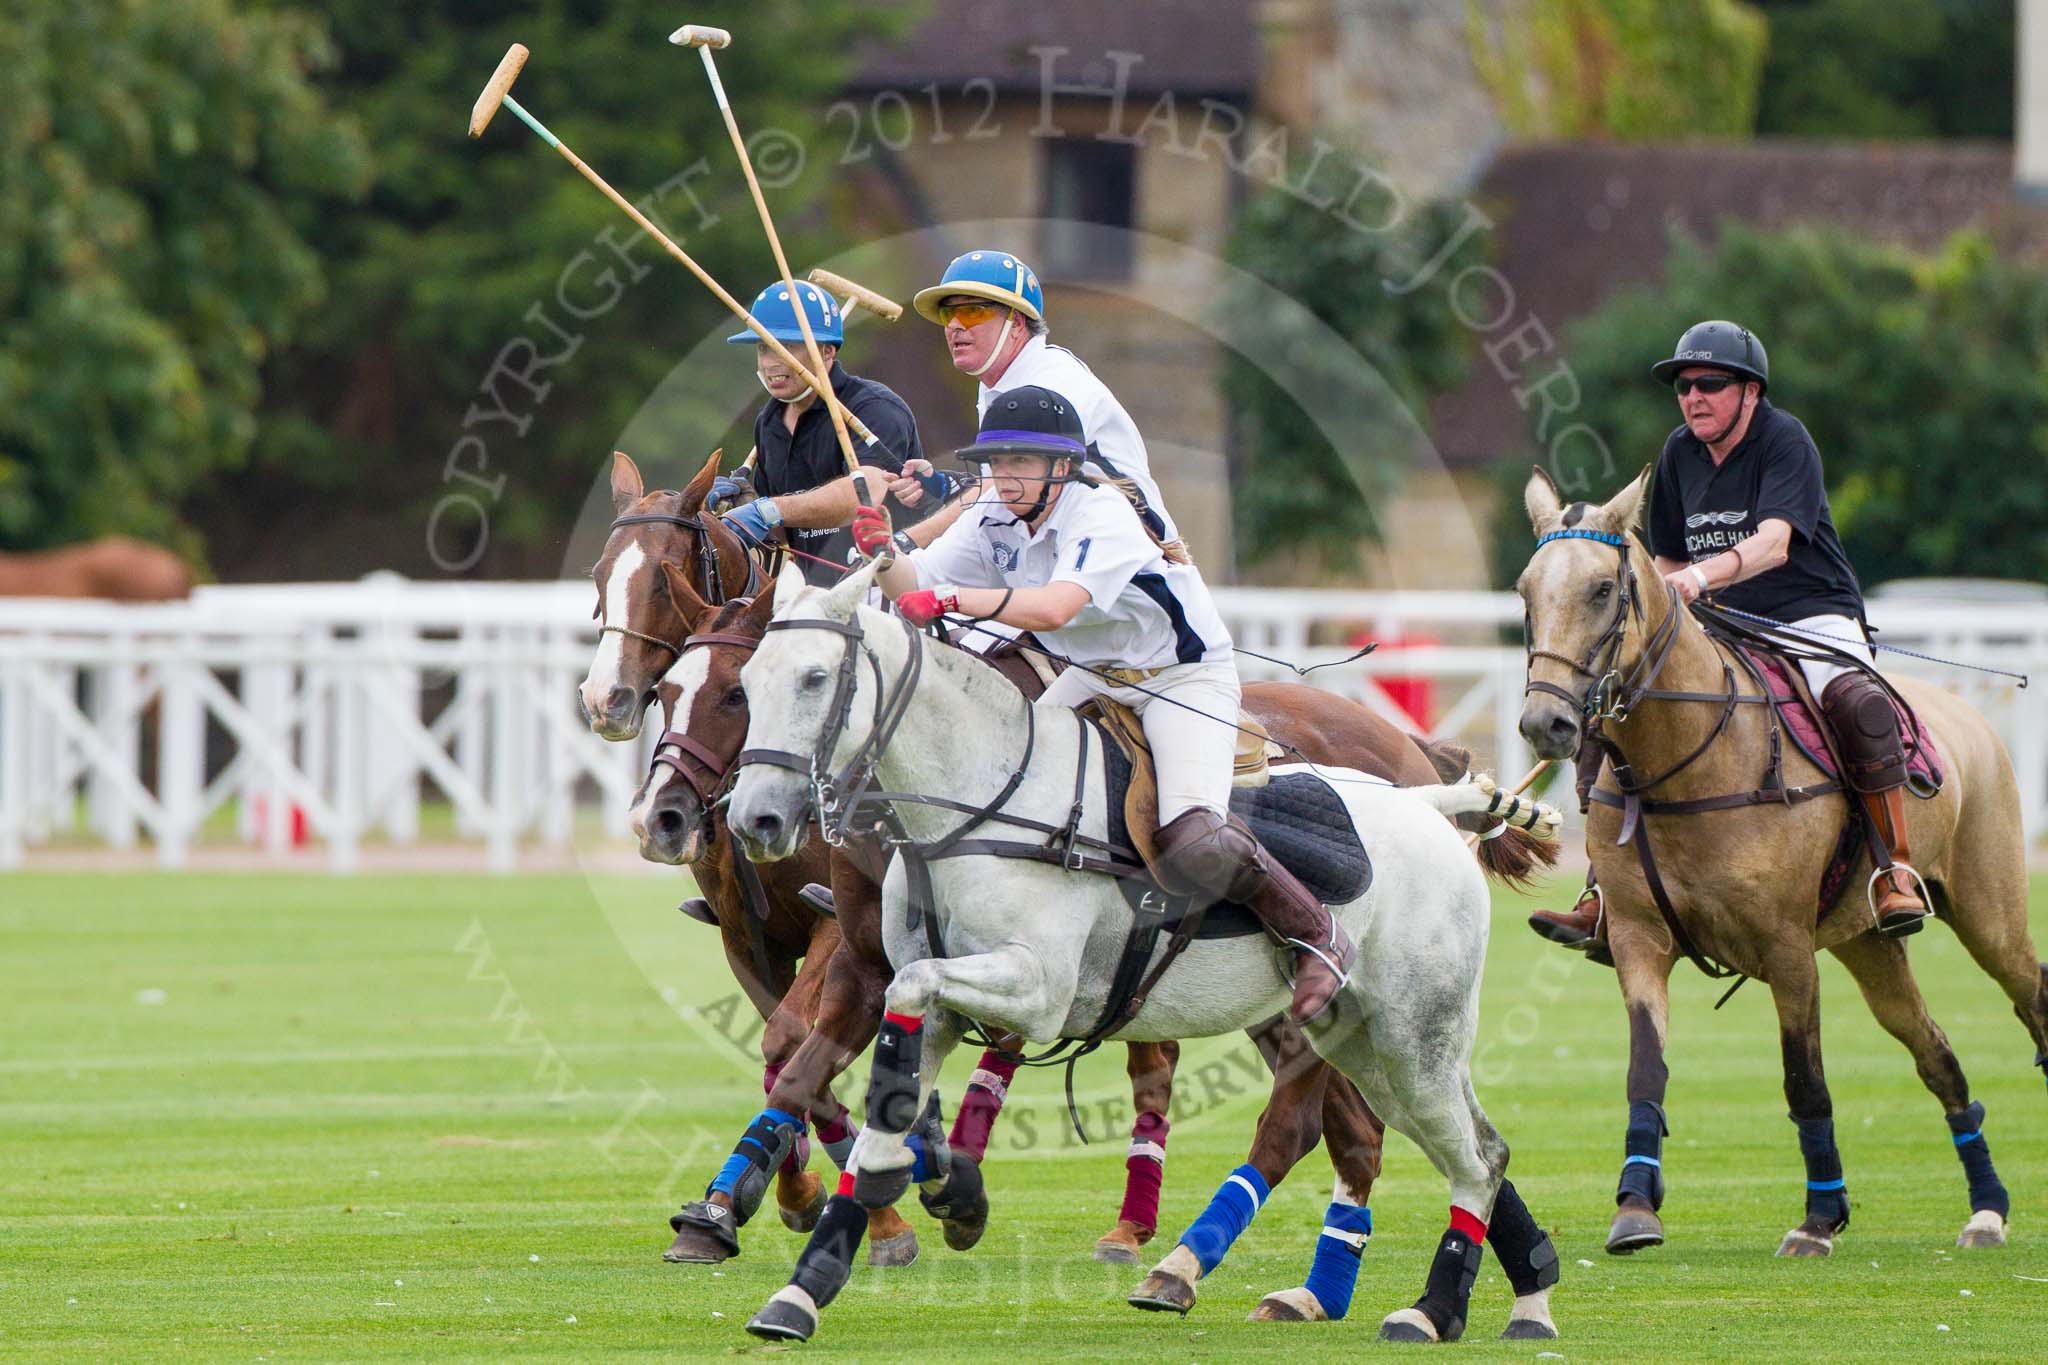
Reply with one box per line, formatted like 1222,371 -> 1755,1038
1821,671 -> 1928,937
1153,808 -> 1356,1025
1529,876 -> 1602,948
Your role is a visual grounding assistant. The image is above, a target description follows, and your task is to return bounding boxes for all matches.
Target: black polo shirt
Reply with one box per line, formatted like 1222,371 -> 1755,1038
1647,399 -> 1864,622
752,361 -> 927,584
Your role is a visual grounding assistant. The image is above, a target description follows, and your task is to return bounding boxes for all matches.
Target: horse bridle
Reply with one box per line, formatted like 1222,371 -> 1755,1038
644,624 -> 768,806
1523,528 -> 1682,730
598,506 -> 766,662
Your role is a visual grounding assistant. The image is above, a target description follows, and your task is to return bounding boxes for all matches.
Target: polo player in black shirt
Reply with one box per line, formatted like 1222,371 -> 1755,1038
1531,320 -> 1929,953
714,281 -> 938,585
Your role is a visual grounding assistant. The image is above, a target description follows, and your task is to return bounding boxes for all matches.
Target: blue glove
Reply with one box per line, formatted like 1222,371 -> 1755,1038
913,466 -> 957,505
706,470 -> 752,512
721,498 -> 781,549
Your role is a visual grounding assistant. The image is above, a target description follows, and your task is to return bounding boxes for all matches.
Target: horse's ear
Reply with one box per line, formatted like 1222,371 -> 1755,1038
610,451 -> 645,515
653,680 -> 682,731
1599,464 -> 1653,534
660,558 -> 712,629
822,556 -> 883,621
771,559 -> 808,615
739,586 -> 777,634
1523,466 -> 1564,533
678,448 -> 723,513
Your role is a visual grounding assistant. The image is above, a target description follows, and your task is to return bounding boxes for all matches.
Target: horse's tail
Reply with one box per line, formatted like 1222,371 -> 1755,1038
1412,736 -> 1561,892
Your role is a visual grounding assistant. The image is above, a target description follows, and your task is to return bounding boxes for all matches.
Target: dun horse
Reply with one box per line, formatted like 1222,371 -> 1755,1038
1517,468 -> 2046,1258
729,560 -> 1565,1343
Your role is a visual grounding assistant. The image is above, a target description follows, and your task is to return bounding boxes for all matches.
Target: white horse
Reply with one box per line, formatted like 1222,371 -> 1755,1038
728,561 -> 1563,1343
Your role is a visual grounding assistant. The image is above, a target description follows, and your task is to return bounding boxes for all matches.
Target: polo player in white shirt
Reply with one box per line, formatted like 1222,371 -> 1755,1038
853,385 -> 1352,1025
888,249 -> 1183,559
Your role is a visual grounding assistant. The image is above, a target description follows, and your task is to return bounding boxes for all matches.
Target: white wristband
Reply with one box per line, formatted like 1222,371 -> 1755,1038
1689,565 -> 1711,596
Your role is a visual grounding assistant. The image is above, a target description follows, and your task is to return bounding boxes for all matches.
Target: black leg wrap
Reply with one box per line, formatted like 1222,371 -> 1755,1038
918,1152 -> 989,1250
1945,1101 -> 2010,1217
1489,1178 -> 1559,1296
790,1193 -> 869,1311
865,1014 -> 924,1136
1616,1100 -> 1667,1209
1794,1115 -> 1850,1231
1412,1226 -> 1484,1343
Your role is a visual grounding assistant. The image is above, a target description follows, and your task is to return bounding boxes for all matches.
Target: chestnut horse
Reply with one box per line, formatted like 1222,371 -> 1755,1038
1518,468 -> 2045,1259
0,537 -> 191,600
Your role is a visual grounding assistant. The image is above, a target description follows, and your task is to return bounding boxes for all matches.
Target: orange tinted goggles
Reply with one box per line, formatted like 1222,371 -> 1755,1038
937,300 -> 1005,328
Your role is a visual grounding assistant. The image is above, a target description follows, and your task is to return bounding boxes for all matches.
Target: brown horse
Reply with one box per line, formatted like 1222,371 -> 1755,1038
593,453 -> 1558,1332
1518,467 -> 2046,1258
0,537 -> 192,600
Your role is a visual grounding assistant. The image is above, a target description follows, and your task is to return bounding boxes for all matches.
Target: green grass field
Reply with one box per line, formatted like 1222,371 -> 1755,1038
5,869 -> 2046,1361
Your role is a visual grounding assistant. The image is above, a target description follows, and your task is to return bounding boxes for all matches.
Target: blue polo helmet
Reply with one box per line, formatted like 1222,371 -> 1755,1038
912,250 -> 1044,325
725,281 -> 844,346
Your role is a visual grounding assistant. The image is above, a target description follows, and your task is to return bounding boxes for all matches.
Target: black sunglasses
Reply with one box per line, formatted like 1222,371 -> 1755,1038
1673,373 -> 1741,396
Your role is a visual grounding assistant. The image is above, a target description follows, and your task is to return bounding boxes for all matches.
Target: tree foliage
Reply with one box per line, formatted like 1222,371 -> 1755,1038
1468,0 -> 1768,140
1487,222 -> 2048,590
1753,0 -> 2014,139
0,0 -> 369,556
223,0 -> 918,577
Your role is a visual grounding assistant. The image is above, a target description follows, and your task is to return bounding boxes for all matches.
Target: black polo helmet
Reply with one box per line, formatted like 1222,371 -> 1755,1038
1650,320 -> 1769,393
952,384 -> 1087,464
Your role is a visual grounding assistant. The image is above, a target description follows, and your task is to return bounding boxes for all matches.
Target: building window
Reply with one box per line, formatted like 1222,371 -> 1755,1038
1040,139 -> 1137,280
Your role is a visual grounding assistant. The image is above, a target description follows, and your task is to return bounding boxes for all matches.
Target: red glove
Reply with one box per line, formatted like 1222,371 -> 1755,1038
897,588 -> 958,626
851,504 -> 893,557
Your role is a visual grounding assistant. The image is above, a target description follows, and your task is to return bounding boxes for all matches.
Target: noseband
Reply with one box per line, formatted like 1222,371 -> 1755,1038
599,507 -> 766,662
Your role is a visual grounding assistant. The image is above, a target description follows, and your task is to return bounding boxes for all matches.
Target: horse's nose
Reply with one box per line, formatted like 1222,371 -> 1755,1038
603,685 -> 636,718
651,807 -> 686,843
746,809 -> 786,850
1519,708 -> 1580,758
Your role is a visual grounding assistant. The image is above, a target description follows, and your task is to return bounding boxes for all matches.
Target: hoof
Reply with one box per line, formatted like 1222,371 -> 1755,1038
745,1286 -> 818,1342
663,1200 -> 740,1263
777,1172 -> 827,1233
1249,1287 -> 1326,1322
1776,1227 -> 1834,1257
1094,1220 -> 1152,1264
1378,1308 -> 1441,1343
1502,1319 -> 1559,1341
1128,1270 -> 1196,1315
866,1229 -> 920,1268
1606,1205 -> 1663,1255
1957,1209 -> 2006,1249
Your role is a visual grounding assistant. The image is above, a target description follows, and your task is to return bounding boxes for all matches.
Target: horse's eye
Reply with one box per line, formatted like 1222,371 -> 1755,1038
722,686 -> 746,709
801,667 -> 830,690
1593,580 -> 1614,601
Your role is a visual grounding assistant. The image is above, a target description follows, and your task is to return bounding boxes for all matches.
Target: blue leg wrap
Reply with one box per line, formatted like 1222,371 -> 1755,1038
1946,1101 -> 2010,1217
709,1108 -> 803,1218
1178,1164 -> 1270,1276
904,1133 -> 935,1184
1616,1100 -> 1667,1209
1794,1115 -> 1850,1230
1302,1202 -> 1370,1320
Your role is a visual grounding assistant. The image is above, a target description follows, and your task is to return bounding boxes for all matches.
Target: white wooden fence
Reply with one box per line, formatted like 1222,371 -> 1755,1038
2,578 -> 2043,872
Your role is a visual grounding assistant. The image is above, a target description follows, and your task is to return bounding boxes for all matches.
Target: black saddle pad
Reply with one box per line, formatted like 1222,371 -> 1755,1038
1098,723 -> 1372,937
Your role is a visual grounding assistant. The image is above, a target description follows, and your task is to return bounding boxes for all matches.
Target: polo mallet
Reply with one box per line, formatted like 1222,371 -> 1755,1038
467,43 -> 892,454
1464,757 -> 1556,848
670,23 -> 869,508
808,268 -> 905,327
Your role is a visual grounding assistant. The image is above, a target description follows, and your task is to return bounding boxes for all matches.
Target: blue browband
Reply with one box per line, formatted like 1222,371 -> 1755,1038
1535,528 -> 1628,550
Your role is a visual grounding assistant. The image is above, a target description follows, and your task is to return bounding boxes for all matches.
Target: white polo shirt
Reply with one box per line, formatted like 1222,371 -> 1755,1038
978,335 -> 1179,543
910,479 -> 1231,671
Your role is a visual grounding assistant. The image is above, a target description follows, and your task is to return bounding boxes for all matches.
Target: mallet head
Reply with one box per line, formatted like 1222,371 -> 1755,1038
669,25 -> 733,49
808,269 -> 904,323
469,43 -> 530,138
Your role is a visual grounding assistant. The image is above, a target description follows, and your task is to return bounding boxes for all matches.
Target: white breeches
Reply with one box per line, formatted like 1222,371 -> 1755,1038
1038,658 -> 1242,823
